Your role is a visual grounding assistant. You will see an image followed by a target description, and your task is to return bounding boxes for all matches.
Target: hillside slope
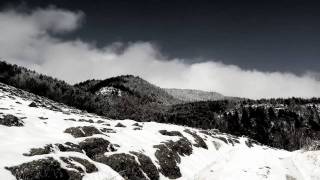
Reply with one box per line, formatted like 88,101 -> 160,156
164,88 -> 225,102
1,83 -> 320,180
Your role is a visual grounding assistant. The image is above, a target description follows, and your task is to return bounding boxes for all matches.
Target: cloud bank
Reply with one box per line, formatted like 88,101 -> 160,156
0,7 -> 320,99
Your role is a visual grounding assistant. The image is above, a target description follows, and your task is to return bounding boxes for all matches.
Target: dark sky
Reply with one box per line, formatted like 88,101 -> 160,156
1,0 -> 320,74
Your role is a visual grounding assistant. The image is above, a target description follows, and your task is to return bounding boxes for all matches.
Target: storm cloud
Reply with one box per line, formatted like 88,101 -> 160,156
1,7 -> 320,99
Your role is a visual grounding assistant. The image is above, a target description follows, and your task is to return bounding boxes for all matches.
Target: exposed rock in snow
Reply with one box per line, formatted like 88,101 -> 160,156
60,156 -> 98,174
6,157 -> 75,180
184,129 -> 208,149
159,130 -> 183,137
0,82 -> 320,180
0,114 -> 24,127
78,137 -> 116,159
64,126 -> 102,138
115,122 -> 126,128
95,153 -> 152,180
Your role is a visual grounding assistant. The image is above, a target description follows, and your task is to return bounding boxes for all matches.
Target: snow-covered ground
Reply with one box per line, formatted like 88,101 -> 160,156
0,83 -> 319,180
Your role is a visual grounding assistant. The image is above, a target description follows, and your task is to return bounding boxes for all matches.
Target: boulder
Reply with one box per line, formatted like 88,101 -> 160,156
64,126 -> 101,138
6,158 -> 74,180
0,114 -> 24,127
95,153 -> 147,180
79,137 -> 116,159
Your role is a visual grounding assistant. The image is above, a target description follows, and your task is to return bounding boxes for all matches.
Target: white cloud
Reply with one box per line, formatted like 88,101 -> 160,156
0,7 -> 320,99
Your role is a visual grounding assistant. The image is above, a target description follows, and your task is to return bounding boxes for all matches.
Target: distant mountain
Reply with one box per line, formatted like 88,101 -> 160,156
1,82 -> 320,180
164,88 -> 225,102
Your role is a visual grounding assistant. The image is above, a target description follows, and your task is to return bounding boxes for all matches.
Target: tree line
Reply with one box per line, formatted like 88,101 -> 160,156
1,60 -> 320,150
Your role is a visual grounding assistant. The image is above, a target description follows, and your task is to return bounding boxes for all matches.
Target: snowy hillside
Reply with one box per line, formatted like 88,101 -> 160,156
0,82 -> 320,180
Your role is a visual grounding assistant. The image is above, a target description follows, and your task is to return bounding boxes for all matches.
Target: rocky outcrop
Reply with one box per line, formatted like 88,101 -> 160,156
79,137 -> 116,159
60,156 -> 98,174
184,129 -> 208,149
154,137 -> 193,179
96,153 -> 148,180
23,142 -> 82,156
6,158 -> 72,180
159,130 -> 183,137
0,114 -> 24,127
130,151 -> 160,180
115,122 -> 126,127
64,126 -> 102,138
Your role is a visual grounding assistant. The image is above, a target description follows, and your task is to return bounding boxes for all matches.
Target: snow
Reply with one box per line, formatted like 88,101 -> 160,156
96,87 -> 122,96
0,83 -> 320,180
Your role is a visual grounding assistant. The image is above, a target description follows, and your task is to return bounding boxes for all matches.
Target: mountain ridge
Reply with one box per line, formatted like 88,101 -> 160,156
1,61 -> 320,151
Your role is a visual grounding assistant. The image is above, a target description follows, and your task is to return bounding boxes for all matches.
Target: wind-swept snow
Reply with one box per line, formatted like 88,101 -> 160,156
0,83 -> 319,180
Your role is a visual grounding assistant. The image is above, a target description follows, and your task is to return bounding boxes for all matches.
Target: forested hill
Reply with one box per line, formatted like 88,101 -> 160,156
163,99 -> 320,150
0,61 -> 175,120
75,75 -> 182,105
164,88 -> 225,101
1,60 -> 320,151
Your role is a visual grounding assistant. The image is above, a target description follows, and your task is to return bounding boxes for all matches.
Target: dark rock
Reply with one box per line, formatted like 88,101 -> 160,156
56,142 -> 82,153
227,138 -> 235,146
95,153 -> 147,180
0,114 -> 24,127
23,144 -> 53,156
216,136 -> 228,144
96,120 -> 104,123
78,119 -> 94,123
88,119 -> 94,123
49,105 -> 62,112
159,130 -> 183,137
113,144 -> 121,148
245,139 -> 255,148
79,138 -> 116,159
132,122 -> 140,126
100,128 -> 116,133
24,142 -> 82,156
233,138 -> 240,144
38,117 -> 48,120
5,157 -> 72,180
115,122 -> 126,127
168,137 -> 193,157
153,137 -> 193,179
64,118 -> 76,121
28,102 -> 38,107
60,156 -> 98,173
64,126 -> 101,138
154,144 -> 181,179
133,127 -> 142,130
132,122 -> 143,127
130,152 -> 159,180
184,129 -> 208,149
